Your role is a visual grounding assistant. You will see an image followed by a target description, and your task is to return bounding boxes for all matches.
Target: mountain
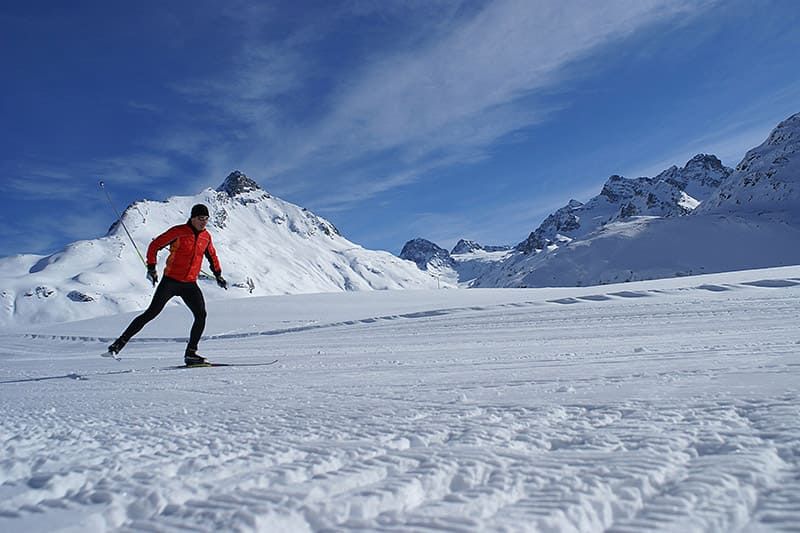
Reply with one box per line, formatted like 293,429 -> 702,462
403,112 -> 800,288
0,172 -> 439,328
400,238 -> 512,287
451,240 -> 512,254
451,239 -> 483,255
517,154 -> 732,252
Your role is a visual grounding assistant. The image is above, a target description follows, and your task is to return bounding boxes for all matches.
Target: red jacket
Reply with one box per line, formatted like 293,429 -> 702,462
147,223 -> 221,283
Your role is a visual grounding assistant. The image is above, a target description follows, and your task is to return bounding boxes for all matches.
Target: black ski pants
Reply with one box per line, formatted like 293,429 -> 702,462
119,276 -> 207,352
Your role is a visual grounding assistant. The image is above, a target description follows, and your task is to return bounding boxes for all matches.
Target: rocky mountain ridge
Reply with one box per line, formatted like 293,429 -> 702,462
516,154 -> 732,253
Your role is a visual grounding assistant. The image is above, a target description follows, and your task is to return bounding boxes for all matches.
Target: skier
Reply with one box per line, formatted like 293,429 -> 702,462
106,203 -> 227,365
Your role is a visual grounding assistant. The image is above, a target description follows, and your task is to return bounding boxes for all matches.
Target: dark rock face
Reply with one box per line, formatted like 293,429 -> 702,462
217,171 -> 262,197
400,238 -> 455,270
67,291 -> 94,302
516,200 -> 583,254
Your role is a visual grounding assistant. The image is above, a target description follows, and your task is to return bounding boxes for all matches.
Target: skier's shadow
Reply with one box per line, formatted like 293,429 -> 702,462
0,369 -> 133,384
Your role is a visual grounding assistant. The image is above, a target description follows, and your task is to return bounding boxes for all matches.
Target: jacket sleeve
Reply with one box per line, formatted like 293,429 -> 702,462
146,226 -> 181,267
205,238 -> 222,275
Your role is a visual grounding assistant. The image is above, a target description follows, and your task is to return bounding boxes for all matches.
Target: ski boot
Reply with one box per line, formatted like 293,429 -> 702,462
103,338 -> 127,360
184,349 -> 210,367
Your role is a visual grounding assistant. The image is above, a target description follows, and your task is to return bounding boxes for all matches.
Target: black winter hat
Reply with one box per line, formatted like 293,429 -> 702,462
190,204 -> 210,218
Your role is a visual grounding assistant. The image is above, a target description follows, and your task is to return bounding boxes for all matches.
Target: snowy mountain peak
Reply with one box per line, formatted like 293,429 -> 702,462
451,240 -> 483,254
216,170 -> 263,197
664,154 -> 732,197
450,240 -> 513,255
566,199 -> 584,209
698,112 -> 800,215
599,175 -> 627,203
685,153 -> 728,173
762,111 -> 800,149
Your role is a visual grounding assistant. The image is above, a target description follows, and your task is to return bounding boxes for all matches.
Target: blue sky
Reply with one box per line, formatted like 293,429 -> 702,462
1,0 -> 799,257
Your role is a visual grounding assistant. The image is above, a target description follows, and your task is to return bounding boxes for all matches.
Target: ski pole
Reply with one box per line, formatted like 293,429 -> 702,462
98,180 -> 148,267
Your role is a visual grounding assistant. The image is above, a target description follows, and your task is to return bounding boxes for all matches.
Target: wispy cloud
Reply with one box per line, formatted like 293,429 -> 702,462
253,0 -> 708,202
137,0 -> 711,205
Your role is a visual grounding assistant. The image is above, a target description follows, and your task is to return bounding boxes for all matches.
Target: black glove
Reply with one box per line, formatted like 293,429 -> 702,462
146,265 -> 158,286
215,273 -> 228,290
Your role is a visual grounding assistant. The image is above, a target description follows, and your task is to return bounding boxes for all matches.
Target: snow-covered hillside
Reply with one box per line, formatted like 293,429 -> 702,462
2,266 -> 799,531
0,172 -> 438,328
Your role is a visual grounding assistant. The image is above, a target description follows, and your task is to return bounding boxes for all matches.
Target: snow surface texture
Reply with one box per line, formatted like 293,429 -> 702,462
0,172 -> 439,328
2,266 -> 800,531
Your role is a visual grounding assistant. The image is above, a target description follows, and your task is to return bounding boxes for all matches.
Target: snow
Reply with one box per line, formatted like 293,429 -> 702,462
451,249 -> 513,287
2,266 -> 800,531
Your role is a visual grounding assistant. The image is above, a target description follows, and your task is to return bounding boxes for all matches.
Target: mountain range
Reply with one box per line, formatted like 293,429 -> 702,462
2,112 -> 798,327
402,112 -> 800,287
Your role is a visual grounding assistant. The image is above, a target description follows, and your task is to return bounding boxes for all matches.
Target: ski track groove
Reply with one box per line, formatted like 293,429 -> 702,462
8,277 -> 798,347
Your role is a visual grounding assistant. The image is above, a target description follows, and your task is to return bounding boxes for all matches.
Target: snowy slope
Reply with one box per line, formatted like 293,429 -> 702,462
0,172 -> 438,328
1,266 -> 799,531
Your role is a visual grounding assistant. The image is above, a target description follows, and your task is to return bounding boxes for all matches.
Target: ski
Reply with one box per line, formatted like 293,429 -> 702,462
167,359 -> 279,370
100,349 -> 278,368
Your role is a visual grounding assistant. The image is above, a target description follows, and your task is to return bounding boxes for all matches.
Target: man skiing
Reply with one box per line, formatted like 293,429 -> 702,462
106,203 -> 227,365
